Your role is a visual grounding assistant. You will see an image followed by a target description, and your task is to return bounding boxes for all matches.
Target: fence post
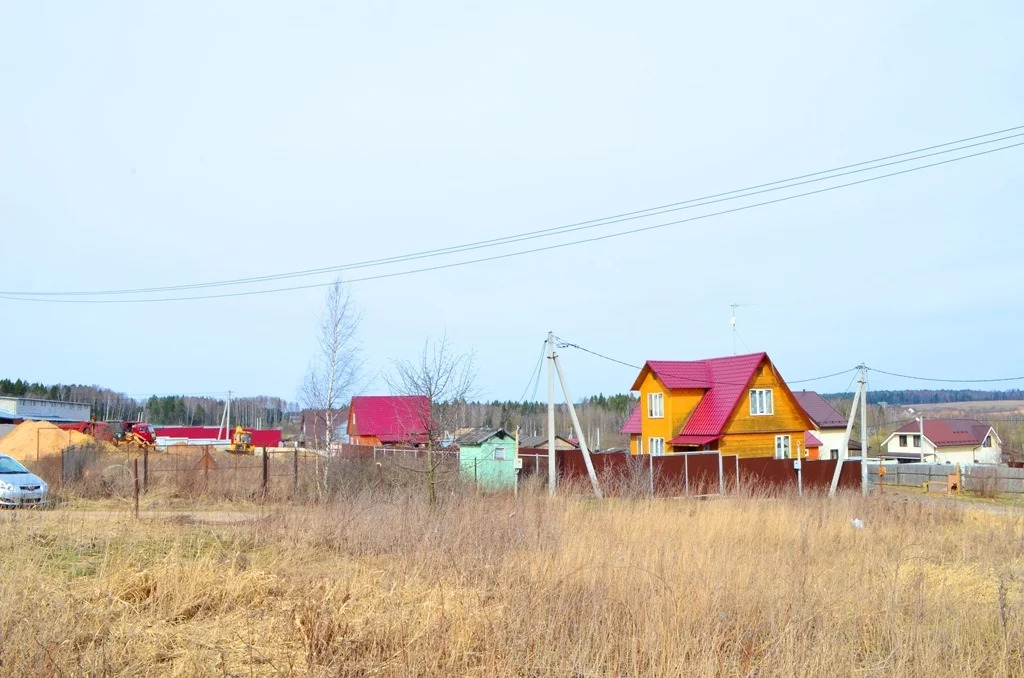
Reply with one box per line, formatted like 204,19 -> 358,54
262,447 -> 269,499
60,448 -> 66,488
133,459 -> 140,519
684,454 -> 690,496
143,448 -> 149,493
474,457 -> 478,491
649,453 -> 654,497
293,448 -> 299,495
718,452 -> 724,496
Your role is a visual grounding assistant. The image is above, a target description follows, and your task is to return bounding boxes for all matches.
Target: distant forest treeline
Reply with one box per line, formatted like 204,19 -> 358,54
0,378 -> 294,428
823,389 -> 1024,406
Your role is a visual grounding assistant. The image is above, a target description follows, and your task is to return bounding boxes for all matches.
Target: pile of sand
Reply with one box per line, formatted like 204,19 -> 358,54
0,420 -> 99,461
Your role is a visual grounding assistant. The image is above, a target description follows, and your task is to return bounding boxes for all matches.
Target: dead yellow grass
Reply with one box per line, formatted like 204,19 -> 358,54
1,490 -> 1023,676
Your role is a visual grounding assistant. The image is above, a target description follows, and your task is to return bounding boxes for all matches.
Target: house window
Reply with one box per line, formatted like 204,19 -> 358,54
829,449 -> 839,460
912,435 -> 921,447
649,437 -> 665,456
984,435 -> 992,447
775,435 -> 791,459
898,435 -> 908,447
493,446 -> 506,461
647,392 -> 664,419
749,389 -> 774,416
636,436 -> 642,454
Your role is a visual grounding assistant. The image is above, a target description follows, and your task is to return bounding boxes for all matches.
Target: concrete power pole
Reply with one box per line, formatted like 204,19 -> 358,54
829,372 -> 863,497
547,332 -> 557,496
552,350 -> 603,499
859,365 -> 868,496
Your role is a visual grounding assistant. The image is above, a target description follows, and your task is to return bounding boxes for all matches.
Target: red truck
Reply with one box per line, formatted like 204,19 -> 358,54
57,421 -> 156,447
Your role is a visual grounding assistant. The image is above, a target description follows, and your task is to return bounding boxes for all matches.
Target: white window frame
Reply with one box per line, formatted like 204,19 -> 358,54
912,435 -> 921,448
899,435 -> 908,448
647,392 -> 664,419
983,435 -> 992,448
749,389 -> 774,416
649,437 -> 665,456
636,436 -> 642,454
493,446 -> 506,461
775,434 -> 791,459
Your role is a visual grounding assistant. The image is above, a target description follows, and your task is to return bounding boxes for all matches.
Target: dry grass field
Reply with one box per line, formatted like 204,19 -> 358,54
1,486 -> 1023,677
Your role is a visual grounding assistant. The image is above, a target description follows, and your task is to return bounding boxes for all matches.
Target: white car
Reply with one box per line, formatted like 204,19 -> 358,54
0,454 -> 49,507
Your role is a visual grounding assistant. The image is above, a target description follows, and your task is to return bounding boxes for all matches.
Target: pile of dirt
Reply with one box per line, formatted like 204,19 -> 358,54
0,420 -> 99,461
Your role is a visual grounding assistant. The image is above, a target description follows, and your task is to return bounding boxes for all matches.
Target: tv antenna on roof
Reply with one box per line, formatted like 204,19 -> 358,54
730,303 -> 754,355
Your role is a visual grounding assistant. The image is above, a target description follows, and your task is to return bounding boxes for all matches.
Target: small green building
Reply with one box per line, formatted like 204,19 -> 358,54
457,428 -> 520,491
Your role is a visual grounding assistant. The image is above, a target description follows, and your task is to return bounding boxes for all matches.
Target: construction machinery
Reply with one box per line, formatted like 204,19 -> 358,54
226,425 -> 254,454
109,421 -> 157,448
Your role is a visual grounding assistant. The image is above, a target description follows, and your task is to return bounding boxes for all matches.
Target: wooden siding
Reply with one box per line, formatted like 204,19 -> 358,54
634,370 -> 704,455
721,360 -> 810,435
634,355 -> 813,459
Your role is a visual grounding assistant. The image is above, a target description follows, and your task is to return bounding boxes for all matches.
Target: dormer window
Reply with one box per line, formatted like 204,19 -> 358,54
647,392 -> 664,419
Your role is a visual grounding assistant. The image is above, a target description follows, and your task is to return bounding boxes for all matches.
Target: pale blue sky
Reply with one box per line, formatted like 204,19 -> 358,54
1,1 -> 1022,403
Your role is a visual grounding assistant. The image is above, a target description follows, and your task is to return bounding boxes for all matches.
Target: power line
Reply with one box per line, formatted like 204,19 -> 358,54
4,139 -> 1023,304
554,336 -> 858,388
517,341 -> 547,403
788,368 -> 858,384
4,126 -> 1024,300
866,367 -> 1024,383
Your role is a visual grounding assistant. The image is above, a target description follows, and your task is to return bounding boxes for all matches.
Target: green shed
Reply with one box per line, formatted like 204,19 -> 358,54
457,428 -> 520,491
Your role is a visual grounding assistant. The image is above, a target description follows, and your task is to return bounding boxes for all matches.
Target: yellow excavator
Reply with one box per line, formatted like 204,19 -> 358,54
226,425 -> 254,454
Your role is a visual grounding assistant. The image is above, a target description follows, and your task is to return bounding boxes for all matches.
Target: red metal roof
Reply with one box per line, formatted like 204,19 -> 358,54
350,395 -> 430,443
804,431 -> 822,448
620,405 -> 641,434
677,353 -> 768,437
667,434 -> 721,446
794,391 -> 848,429
155,426 -> 282,447
893,419 -> 994,447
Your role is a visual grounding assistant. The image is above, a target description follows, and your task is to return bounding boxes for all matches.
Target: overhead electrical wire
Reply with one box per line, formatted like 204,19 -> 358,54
3,136 -> 1023,304
866,367 -> 1024,383
6,126 -> 1023,298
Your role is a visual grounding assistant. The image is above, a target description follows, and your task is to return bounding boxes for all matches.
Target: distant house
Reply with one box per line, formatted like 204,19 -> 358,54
794,390 -> 861,460
347,395 -> 430,447
880,418 -> 1001,465
517,434 -> 577,452
621,352 -> 813,458
457,428 -> 519,490
299,408 -> 349,448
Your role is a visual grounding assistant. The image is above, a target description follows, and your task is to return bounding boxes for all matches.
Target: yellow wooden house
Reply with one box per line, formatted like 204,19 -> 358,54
621,352 -> 813,458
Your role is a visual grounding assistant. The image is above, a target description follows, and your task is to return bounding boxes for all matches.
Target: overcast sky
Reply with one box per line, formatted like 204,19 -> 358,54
1,1 -> 1022,404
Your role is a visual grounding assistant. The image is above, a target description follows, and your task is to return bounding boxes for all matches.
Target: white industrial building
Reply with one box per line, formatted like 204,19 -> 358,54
0,396 -> 91,423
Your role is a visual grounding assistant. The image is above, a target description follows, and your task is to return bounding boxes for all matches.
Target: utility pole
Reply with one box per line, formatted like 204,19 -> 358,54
552,351 -> 602,499
547,332 -> 557,496
859,364 -> 868,496
829,369 -> 863,497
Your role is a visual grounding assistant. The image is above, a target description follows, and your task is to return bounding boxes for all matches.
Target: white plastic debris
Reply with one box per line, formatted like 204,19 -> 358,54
850,518 -> 864,529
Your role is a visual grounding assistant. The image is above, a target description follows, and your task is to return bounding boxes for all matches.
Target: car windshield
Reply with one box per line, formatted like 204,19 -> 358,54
0,457 -> 29,474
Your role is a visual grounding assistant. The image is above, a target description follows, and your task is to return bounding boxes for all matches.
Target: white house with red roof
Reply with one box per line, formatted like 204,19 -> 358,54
347,395 -> 430,447
880,418 -> 1001,465
620,352 -> 813,459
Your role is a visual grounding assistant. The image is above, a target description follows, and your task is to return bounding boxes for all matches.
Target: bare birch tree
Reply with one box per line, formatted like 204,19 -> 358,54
385,332 -> 477,504
302,279 -> 361,454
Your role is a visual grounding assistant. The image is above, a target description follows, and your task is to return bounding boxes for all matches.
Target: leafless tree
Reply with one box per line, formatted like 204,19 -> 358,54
301,279 -> 361,453
385,332 -> 477,504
